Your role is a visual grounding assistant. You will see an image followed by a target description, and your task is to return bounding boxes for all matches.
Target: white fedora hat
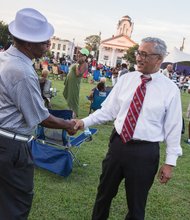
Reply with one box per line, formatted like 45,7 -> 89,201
8,8 -> 54,43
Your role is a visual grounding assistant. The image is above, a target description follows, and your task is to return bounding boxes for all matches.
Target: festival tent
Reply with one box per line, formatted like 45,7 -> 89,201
163,47 -> 190,63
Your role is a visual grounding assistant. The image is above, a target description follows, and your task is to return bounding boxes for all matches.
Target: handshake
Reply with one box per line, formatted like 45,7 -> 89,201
66,119 -> 84,136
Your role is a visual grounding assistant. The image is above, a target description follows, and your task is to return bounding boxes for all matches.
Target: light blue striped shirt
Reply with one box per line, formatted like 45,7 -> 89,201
0,45 -> 49,135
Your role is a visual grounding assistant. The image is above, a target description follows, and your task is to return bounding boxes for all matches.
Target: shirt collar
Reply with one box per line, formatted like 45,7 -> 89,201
138,70 -> 162,80
150,70 -> 163,80
6,45 -> 34,67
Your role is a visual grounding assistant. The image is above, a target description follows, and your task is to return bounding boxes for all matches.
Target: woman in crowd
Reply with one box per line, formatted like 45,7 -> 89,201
63,48 -> 89,117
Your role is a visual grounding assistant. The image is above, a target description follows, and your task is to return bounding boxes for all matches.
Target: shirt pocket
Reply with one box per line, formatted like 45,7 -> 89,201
142,100 -> 166,123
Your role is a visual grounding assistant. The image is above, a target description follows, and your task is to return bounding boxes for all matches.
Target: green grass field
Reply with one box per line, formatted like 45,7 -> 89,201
29,77 -> 190,220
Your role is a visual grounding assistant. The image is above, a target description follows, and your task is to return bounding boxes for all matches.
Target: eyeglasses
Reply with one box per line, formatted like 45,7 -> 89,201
135,50 -> 160,59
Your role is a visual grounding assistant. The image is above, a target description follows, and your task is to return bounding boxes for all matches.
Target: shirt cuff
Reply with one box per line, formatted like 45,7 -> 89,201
165,154 -> 179,166
82,117 -> 92,129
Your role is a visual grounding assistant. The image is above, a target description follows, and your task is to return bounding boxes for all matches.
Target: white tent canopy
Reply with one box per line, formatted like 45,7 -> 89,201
163,47 -> 190,63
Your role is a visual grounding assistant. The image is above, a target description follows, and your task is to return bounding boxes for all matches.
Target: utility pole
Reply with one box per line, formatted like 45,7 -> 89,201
96,31 -> 101,60
180,37 -> 185,51
71,38 -> 75,60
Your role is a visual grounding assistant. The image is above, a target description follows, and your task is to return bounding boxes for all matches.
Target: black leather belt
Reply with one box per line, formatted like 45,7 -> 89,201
127,139 -> 151,144
113,129 -> 152,144
0,128 -> 34,142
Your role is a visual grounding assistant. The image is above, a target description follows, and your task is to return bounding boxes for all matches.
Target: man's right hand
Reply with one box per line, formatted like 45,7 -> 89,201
73,119 -> 84,131
41,115 -> 79,135
66,120 -> 77,135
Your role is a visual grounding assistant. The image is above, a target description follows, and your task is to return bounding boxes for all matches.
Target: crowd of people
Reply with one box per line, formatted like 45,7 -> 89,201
33,53 -> 132,117
161,63 -> 190,92
162,64 -> 190,145
0,7 -> 187,220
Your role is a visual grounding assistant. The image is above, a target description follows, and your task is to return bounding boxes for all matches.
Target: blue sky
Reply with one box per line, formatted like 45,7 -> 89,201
1,0 -> 190,53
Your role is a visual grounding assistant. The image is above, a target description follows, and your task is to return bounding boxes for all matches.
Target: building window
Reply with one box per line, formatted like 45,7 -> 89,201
116,57 -> 122,65
104,47 -> 110,51
117,49 -> 124,53
57,44 -> 61,50
104,55 -> 109,60
52,43 -> 55,49
63,45 -> 66,51
56,52 -> 60,59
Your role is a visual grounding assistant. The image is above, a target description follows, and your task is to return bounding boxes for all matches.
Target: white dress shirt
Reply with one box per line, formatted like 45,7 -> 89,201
83,70 -> 182,166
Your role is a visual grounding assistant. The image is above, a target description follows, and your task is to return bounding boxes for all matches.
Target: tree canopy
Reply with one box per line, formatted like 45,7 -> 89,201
123,44 -> 139,67
0,21 -> 9,48
84,35 -> 101,52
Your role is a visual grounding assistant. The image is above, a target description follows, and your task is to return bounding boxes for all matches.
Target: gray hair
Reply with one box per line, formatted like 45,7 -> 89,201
141,37 -> 168,58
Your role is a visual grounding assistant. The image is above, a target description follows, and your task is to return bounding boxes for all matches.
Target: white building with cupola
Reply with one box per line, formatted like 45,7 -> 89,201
98,15 -> 137,67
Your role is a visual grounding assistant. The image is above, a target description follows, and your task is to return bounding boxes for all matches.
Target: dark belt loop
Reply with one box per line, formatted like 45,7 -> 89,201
13,133 -> 16,140
109,127 -> 119,143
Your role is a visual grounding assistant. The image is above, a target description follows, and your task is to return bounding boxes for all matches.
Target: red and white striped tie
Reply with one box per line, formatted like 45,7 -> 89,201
120,75 -> 152,143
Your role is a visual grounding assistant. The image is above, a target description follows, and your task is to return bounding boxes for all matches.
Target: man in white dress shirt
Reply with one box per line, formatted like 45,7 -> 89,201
74,37 -> 182,220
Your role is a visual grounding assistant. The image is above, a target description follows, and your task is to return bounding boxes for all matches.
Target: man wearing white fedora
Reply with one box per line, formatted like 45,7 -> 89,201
0,8 -> 76,219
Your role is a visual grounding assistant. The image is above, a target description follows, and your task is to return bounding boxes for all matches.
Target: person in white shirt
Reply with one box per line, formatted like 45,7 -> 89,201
186,85 -> 190,144
162,64 -> 173,78
74,37 -> 182,220
111,67 -> 119,86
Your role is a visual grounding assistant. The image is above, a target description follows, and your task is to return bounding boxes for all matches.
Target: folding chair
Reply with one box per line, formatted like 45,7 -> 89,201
31,109 -> 97,176
30,139 -> 73,177
93,69 -> 101,82
69,127 -> 97,165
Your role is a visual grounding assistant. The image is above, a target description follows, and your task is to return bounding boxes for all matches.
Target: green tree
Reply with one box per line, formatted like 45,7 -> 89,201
84,34 -> 101,59
123,44 -> 139,67
0,21 -> 9,47
46,50 -> 52,59
84,34 -> 101,51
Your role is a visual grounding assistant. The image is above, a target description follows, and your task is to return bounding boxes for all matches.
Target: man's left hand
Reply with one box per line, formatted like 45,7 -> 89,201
157,164 -> 174,184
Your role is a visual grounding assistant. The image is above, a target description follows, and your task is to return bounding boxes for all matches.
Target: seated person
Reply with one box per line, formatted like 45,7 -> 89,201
88,78 -> 110,113
88,77 -> 106,100
52,63 -> 64,80
39,69 -> 53,108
